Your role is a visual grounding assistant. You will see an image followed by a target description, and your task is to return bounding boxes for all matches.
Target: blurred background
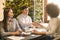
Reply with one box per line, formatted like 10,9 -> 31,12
0,0 -> 60,23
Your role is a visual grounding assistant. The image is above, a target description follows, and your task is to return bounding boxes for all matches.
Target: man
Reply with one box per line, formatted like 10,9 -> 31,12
17,6 -> 42,31
17,6 -> 32,28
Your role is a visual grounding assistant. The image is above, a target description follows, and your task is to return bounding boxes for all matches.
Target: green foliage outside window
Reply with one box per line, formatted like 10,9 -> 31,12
4,0 -> 43,22
35,0 -> 43,23
4,0 -> 34,19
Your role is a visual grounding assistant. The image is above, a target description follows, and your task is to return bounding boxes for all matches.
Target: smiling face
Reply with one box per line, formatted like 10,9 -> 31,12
22,8 -> 29,15
8,9 -> 13,18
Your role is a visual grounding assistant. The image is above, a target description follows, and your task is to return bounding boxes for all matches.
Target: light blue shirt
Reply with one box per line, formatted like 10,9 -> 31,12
1,18 -> 21,36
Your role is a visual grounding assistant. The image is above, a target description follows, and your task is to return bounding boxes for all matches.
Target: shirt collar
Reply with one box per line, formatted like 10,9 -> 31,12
21,13 -> 28,17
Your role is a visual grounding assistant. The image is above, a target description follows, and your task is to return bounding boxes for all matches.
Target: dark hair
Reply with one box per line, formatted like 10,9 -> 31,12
46,3 -> 59,18
20,6 -> 28,10
3,8 -> 11,32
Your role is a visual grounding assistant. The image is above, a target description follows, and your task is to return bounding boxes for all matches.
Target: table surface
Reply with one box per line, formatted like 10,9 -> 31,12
4,34 -> 41,40
4,23 -> 48,40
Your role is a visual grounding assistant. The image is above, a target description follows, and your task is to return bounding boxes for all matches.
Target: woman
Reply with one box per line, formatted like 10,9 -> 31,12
1,8 -> 22,37
33,3 -> 60,40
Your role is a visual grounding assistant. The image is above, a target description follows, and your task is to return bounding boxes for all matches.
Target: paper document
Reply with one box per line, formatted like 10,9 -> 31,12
7,36 -> 25,40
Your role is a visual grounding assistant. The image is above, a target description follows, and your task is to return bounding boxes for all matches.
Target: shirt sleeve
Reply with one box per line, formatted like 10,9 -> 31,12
15,19 -> 22,31
1,27 -> 11,36
0,22 -> 11,36
46,19 -> 58,35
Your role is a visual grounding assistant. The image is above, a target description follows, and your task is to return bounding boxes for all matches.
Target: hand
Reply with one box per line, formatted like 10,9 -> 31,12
32,30 -> 40,34
33,30 -> 46,35
32,22 -> 43,28
18,29 -> 22,33
32,22 -> 38,26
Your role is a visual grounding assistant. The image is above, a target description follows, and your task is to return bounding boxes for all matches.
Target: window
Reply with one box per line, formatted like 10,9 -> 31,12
33,0 -> 47,23
33,0 -> 43,23
5,0 -> 47,23
47,0 -> 60,20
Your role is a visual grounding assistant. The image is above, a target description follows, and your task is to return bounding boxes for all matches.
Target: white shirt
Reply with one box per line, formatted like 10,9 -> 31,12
17,14 -> 32,28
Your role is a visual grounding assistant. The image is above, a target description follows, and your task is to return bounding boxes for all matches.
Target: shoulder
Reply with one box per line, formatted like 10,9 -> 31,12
11,18 -> 18,22
57,18 -> 60,24
50,18 -> 60,25
17,14 -> 22,18
27,16 -> 31,18
50,18 -> 59,21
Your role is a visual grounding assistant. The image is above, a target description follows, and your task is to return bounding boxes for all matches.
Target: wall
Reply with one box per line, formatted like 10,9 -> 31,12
0,0 -> 5,21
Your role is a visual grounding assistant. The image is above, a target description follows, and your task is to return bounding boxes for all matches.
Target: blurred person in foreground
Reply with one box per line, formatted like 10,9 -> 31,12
33,3 -> 60,40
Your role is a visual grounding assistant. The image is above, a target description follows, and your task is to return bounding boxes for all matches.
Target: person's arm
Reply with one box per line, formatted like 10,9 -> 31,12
33,30 -> 46,35
32,22 -> 44,28
0,22 -> 11,36
1,27 -> 12,36
9,18 -> 23,35
33,19 -> 58,35
1,27 -> 22,36
1,22 -> 22,36
46,22 -> 57,35
15,19 -> 22,33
